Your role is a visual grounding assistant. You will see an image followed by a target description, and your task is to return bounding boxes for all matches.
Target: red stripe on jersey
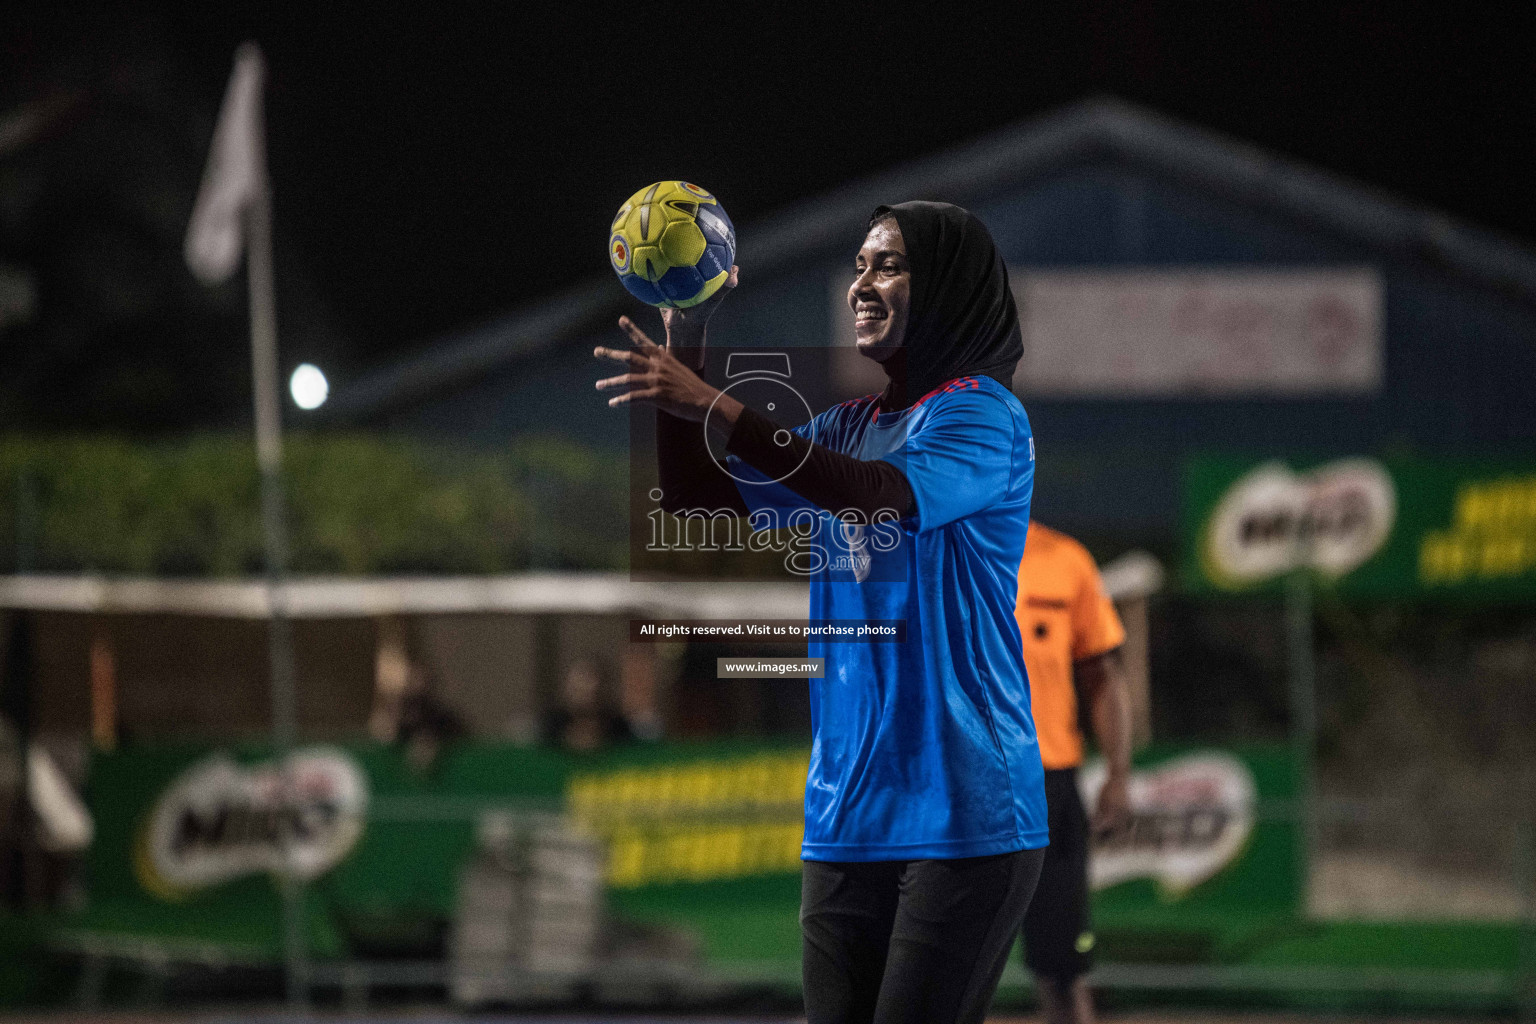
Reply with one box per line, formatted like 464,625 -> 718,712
911,376 -> 981,410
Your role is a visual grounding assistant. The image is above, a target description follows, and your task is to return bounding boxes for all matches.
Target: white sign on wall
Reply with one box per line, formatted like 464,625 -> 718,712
1015,268 -> 1383,396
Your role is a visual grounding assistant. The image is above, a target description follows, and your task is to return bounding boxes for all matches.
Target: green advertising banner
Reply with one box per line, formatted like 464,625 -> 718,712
1183,456 -> 1536,600
71,740 -> 1299,969
0,735 -> 1502,1012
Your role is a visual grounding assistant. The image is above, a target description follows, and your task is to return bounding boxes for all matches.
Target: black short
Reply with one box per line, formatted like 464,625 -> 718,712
800,846 -> 1044,1024
1020,767 -> 1094,982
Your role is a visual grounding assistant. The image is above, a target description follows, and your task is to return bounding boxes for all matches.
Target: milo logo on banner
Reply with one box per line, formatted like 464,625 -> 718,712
1188,455 -> 1536,598
1080,751 -> 1257,895
1199,458 -> 1396,589
136,747 -> 368,899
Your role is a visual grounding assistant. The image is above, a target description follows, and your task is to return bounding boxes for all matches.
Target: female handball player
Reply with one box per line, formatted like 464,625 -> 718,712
595,201 -> 1046,1024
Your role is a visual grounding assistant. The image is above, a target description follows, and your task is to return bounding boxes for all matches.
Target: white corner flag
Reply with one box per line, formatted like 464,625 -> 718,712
183,44 -> 307,1004
185,42 -> 267,286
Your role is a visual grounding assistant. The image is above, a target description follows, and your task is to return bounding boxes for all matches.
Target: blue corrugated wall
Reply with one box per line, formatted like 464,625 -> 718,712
387,161 -> 1536,545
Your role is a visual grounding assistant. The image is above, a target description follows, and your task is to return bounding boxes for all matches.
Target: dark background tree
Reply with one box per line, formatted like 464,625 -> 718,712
3,3 -> 1533,430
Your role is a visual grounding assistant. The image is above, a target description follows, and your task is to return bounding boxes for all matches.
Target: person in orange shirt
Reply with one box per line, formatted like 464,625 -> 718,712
1014,522 -> 1133,1024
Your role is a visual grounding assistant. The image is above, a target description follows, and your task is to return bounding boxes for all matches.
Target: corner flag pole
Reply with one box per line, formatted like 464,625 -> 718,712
185,41 -> 308,1007
246,66 -> 310,1014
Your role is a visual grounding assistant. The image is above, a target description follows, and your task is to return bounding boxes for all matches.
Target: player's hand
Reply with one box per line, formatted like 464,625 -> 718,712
594,317 -> 722,423
659,265 -> 738,345
1092,771 -> 1132,839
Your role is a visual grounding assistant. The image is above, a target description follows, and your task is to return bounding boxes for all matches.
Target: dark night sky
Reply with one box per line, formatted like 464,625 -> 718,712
7,2 -> 1536,372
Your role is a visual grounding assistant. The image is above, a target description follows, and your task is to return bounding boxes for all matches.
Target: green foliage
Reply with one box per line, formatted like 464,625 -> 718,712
0,434 -> 627,576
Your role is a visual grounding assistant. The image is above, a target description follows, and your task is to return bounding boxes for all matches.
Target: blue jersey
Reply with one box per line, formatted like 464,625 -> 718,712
729,375 -> 1045,861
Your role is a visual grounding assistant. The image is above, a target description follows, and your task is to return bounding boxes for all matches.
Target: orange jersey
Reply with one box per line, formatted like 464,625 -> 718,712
1015,522 -> 1125,770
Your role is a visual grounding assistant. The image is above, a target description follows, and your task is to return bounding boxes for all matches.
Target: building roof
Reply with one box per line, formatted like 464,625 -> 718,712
0,548 -> 1162,617
0,572 -> 807,619
323,97 -> 1536,421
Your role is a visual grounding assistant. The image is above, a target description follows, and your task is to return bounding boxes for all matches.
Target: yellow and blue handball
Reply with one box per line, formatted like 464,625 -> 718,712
609,180 -> 736,308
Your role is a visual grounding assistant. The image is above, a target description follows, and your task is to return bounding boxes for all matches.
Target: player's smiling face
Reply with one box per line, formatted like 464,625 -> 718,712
848,216 -> 910,362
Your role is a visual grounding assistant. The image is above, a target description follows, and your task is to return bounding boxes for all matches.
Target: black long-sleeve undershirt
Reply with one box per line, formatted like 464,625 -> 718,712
655,407 -> 749,515
655,406 -> 916,521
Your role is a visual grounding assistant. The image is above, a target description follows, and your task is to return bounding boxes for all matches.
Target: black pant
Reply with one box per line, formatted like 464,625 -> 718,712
1021,767 -> 1094,982
801,847 -> 1045,1024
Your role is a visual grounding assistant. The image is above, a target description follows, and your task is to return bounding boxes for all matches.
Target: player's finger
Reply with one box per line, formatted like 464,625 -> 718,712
725,264 -> 739,289
593,345 -> 648,367
592,373 -> 642,393
606,387 -> 659,408
618,316 -> 662,351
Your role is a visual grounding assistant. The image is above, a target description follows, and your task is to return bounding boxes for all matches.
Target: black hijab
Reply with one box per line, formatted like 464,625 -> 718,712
869,201 -> 1023,410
